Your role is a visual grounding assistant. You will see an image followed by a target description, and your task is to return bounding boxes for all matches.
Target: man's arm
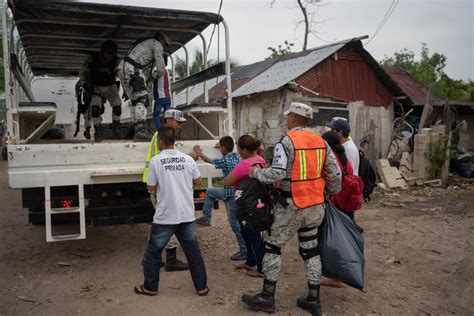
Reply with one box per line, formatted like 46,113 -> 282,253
152,41 -> 165,78
200,154 -> 212,163
250,142 -> 287,184
146,157 -> 159,191
324,144 -> 342,194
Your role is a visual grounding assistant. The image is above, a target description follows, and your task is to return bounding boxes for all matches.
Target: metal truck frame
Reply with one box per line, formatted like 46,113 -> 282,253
2,0 -> 233,242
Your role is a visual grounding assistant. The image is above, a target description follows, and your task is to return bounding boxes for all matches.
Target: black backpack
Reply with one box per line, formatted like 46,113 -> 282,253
358,150 -> 376,202
234,177 -> 274,232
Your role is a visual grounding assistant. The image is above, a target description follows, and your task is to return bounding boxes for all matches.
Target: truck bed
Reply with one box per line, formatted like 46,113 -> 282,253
7,140 -> 224,189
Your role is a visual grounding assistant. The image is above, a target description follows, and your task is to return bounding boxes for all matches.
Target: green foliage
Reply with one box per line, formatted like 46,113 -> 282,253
426,134 -> 455,179
267,40 -> 295,59
0,10 -> 13,95
173,49 -> 239,82
381,43 -> 473,102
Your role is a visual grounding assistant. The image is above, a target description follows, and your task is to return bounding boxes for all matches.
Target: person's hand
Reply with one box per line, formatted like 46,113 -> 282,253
248,166 -> 260,178
150,192 -> 157,208
188,152 -> 199,161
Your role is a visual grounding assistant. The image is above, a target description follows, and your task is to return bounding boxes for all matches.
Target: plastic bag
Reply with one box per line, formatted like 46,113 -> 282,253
319,203 -> 365,290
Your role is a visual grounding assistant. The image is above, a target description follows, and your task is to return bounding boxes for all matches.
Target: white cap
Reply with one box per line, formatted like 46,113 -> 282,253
283,102 -> 313,119
164,109 -> 187,122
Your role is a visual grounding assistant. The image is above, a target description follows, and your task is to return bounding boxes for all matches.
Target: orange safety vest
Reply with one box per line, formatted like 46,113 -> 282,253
288,130 -> 327,208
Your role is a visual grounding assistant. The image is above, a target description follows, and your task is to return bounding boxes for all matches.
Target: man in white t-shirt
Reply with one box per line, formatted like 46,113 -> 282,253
328,119 -> 360,176
134,126 -> 209,297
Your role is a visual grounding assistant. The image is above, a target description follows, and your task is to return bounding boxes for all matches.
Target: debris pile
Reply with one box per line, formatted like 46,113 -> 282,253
377,125 -> 456,188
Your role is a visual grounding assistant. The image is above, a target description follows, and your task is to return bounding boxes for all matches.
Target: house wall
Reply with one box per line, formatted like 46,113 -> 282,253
347,101 -> 394,160
233,91 -> 394,162
296,47 -> 393,107
233,90 -> 290,144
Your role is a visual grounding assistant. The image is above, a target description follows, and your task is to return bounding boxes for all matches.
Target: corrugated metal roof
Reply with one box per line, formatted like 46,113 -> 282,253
174,76 -> 225,106
233,44 -> 342,97
233,37 -> 367,98
231,59 -> 276,80
383,66 -> 444,105
182,59 -> 277,105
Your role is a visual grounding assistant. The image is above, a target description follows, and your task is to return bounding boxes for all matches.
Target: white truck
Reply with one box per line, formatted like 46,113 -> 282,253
2,0 -> 233,242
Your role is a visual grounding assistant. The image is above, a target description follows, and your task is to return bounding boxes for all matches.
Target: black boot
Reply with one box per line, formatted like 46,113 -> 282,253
133,121 -> 151,142
165,248 -> 189,272
296,283 -> 322,316
242,279 -> 276,313
83,127 -> 91,140
112,120 -> 122,139
94,124 -> 103,142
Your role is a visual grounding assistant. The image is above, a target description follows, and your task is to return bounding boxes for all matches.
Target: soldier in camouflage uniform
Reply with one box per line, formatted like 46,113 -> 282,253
242,102 -> 342,315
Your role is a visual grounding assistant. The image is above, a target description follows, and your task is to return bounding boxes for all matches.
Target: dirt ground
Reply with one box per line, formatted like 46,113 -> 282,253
0,160 -> 473,315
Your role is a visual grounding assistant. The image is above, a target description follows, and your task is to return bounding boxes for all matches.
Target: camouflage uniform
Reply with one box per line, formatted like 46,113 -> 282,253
254,126 -> 341,285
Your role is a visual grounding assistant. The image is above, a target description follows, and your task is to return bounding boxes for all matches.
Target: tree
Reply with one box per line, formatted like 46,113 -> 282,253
267,40 -> 295,59
381,43 -> 473,102
270,0 -> 327,51
0,8 -> 12,95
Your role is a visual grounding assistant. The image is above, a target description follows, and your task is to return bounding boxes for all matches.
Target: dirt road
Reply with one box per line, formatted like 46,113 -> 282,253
0,160 -> 473,315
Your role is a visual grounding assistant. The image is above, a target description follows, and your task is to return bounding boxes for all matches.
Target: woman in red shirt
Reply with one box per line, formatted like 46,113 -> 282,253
322,131 -> 356,220
320,131 -> 354,289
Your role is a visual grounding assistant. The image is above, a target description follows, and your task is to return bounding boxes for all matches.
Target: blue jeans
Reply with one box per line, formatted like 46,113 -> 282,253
242,227 -> 264,273
142,221 -> 207,292
202,187 -> 247,253
152,97 -> 171,129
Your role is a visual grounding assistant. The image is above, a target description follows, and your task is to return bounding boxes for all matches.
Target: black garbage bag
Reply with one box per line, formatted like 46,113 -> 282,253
450,154 -> 472,178
319,203 -> 365,290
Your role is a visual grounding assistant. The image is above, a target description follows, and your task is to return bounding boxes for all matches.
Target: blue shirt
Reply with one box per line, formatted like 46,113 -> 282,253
211,151 -> 241,198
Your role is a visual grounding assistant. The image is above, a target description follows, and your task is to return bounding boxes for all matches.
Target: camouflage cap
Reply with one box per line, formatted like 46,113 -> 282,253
284,102 -> 313,119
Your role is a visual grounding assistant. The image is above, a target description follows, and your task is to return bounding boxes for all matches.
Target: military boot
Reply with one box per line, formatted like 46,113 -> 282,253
133,121 -> 151,142
242,279 -> 276,313
83,126 -> 91,140
296,283 -> 322,316
94,124 -> 103,142
112,120 -> 122,139
164,248 -> 189,272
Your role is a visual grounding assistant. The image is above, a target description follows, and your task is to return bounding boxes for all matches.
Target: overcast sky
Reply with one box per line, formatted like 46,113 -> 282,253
95,0 -> 472,80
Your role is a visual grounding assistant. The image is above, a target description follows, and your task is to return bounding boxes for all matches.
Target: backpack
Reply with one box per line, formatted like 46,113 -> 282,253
358,150 -> 377,202
234,177 -> 274,232
334,166 -> 364,211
